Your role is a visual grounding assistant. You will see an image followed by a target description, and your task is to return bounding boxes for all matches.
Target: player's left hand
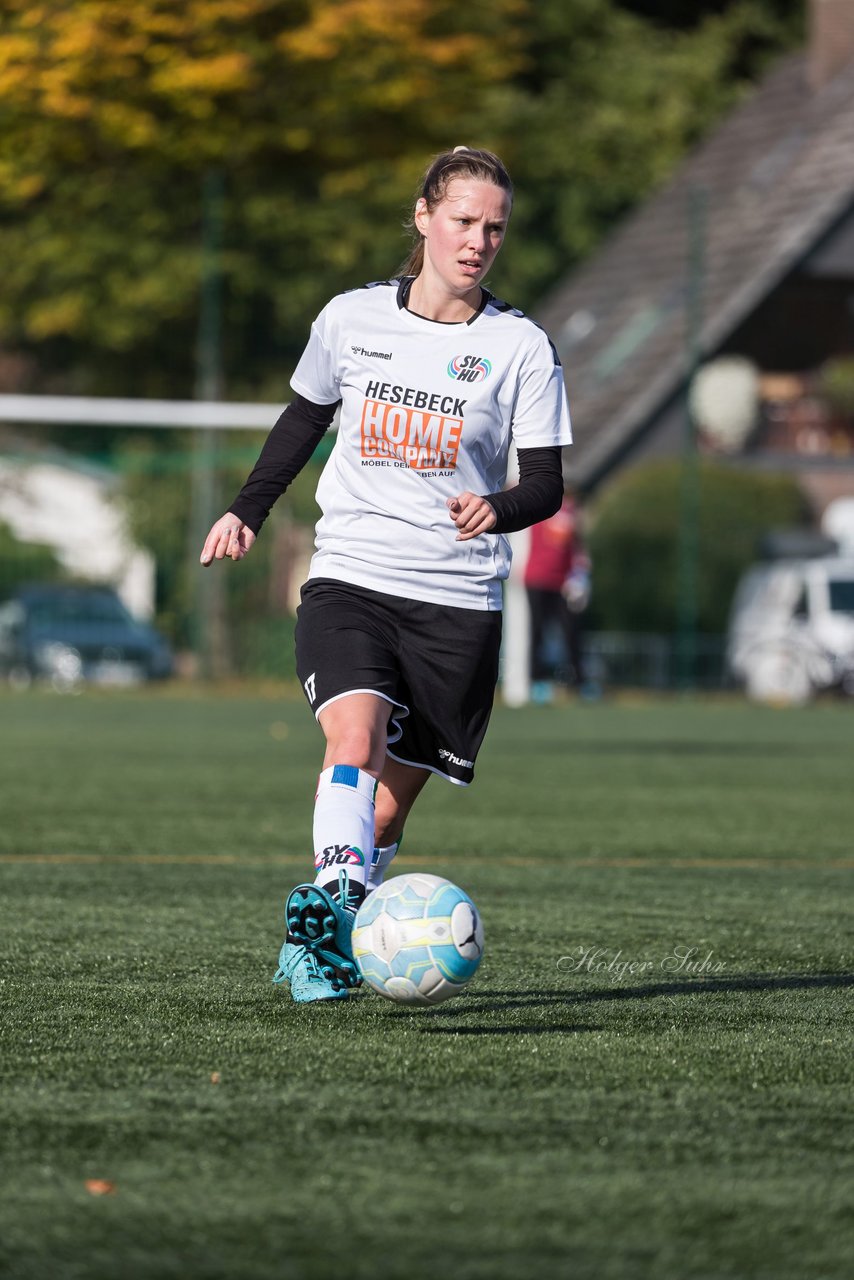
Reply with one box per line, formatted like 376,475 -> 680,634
447,493 -> 497,541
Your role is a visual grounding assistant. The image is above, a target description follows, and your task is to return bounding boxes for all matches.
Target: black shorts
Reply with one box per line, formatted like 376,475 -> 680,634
295,578 -> 502,786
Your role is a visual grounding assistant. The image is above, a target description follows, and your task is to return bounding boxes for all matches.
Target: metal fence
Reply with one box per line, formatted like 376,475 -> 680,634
0,529 -> 730,692
567,631 -> 728,692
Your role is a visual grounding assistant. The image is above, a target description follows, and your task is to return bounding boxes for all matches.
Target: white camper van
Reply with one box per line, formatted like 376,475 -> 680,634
727,555 -> 854,704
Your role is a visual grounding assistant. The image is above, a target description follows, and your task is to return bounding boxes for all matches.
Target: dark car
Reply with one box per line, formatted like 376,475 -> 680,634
0,584 -> 174,689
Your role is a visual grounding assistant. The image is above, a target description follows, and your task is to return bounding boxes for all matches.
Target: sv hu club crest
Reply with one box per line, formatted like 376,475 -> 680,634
447,355 -> 492,382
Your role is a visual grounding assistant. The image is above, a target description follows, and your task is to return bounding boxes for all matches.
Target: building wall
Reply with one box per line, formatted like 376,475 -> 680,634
0,456 -> 155,617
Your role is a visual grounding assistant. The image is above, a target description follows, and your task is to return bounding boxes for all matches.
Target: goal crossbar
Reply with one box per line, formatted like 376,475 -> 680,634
0,394 -> 281,430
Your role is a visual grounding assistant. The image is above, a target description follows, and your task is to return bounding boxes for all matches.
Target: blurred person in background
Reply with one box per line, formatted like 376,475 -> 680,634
524,486 -> 592,703
200,146 -> 572,1003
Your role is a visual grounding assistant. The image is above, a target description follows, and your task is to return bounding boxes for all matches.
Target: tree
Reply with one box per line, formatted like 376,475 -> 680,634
487,0 -> 805,308
0,1 -> 803,398
0,522 -> 63,599
0,0 -> 521,398
118,431 -> 323,671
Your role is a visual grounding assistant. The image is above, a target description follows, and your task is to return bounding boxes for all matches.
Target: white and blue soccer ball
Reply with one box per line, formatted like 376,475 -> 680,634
352,873 -> 484,1005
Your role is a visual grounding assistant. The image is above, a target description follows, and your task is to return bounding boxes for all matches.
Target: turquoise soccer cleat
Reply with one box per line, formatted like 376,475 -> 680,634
272,940 -> 350,1002
284,870 -> 362,991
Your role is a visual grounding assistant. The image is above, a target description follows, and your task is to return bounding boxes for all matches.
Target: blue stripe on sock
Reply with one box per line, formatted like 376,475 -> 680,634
331,764 -> 360,788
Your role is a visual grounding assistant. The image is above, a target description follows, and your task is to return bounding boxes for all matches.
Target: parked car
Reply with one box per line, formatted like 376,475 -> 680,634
726,555 -> 854,704
0,584 -> 174,690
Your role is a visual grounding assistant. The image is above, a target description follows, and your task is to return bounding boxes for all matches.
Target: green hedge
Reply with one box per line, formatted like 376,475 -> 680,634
585,460 -> 806,633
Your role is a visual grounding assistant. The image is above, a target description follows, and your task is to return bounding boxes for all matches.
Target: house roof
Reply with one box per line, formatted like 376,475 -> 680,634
536,52 -> 854,489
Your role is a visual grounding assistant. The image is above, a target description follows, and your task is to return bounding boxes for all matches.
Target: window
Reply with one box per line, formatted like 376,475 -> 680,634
828,579 -> 854,614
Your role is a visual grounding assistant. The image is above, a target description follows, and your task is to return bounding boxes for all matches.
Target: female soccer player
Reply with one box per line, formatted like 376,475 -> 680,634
200,147 -> 572,1002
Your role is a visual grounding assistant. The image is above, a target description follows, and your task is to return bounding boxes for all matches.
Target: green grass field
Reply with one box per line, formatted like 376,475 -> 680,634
1,689 -> 852,1280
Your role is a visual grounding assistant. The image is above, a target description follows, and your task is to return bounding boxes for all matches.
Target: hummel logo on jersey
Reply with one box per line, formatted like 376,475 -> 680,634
447,355 -> 492,382
352,345 -> 392,361
437,748 -> 475,769
314,844 -> 365,871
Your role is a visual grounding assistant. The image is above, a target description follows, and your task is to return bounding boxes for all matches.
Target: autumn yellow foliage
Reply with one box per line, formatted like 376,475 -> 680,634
0,0 -> 521,381
0,0 -> 800,398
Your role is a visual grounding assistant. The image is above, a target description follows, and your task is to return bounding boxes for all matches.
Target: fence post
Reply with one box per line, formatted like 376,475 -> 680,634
676,185 -> 706,691
189,170 -> 229,679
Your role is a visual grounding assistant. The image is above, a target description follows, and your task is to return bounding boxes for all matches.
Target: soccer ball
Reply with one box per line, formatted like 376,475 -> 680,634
352,873 -> 484,1005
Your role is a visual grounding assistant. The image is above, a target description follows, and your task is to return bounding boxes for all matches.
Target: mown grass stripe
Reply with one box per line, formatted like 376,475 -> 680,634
1,851 -> 852,870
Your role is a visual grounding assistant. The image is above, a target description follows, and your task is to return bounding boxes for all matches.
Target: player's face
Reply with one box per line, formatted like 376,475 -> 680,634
414,179 -> 511,296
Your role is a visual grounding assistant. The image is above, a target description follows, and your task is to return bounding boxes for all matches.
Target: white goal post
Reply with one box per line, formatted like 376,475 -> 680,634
0,393 -> 278,430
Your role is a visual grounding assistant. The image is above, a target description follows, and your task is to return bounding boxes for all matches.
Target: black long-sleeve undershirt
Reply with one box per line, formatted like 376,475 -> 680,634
229,394 -> 339,534
228,394 -> 565,536
483,447 -> 563,532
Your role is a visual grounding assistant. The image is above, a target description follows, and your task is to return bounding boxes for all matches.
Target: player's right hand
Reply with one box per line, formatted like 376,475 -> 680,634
200,513 -> 256,566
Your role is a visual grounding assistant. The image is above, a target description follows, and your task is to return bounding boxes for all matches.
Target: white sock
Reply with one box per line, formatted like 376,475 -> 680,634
312,765 -> 376,894
367,840 -> 401,893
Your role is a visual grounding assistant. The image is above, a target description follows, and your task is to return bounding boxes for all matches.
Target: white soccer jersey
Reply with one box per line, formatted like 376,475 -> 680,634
291,278 -> 572,610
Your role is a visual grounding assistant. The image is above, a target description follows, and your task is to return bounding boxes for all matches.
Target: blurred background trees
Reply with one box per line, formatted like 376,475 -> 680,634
0,0 -> 808,659
0,0 -> 803,399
